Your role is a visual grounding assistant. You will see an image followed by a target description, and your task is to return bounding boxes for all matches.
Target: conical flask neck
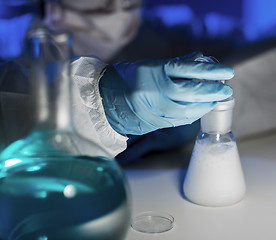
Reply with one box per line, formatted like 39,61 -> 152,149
201,97 -> 235,134
29,27 -> 73,131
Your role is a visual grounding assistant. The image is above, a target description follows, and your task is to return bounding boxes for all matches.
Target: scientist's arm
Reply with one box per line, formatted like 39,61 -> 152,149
71,52 -> 234,157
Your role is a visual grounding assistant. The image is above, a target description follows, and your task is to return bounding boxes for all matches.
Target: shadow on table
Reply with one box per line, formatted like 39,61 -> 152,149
122,142 -> 194,170
123,143 -> 193,201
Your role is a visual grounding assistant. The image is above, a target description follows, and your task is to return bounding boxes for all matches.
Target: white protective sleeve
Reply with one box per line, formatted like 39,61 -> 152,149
71,56 -> 128,158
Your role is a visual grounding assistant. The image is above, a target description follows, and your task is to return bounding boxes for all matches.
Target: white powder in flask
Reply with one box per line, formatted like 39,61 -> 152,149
183,138 -> 246,207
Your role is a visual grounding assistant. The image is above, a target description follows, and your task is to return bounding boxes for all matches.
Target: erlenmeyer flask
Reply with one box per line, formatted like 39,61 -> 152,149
0,26 -> 130,239
183,97 -> 246,207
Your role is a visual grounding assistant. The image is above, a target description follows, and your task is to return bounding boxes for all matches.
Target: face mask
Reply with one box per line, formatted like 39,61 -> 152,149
44,0 -> 141,62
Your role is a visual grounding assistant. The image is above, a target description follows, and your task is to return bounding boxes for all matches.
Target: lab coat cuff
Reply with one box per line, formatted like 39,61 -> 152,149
71,55 -> 128,157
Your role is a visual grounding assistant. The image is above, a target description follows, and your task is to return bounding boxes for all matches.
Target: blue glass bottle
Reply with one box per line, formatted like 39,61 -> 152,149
0,26 -> 130,239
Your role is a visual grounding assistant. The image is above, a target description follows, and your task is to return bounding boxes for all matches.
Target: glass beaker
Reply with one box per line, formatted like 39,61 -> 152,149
0,26 -> 130,239
183,97 -> 246,207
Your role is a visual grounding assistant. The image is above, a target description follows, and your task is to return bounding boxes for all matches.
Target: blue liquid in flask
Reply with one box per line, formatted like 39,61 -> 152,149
0,154 -> 130,240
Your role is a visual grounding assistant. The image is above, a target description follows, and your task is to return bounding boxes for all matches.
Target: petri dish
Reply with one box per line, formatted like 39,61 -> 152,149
131,211 -> 174,234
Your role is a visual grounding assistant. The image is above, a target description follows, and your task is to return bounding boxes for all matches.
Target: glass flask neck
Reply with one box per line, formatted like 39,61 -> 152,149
201,97 -> 235,134
29,27 -> 73,132
197,131 -> 235,144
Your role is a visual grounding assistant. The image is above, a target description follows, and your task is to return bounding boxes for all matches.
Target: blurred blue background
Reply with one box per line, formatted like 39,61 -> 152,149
114,0 -> 276,65
1,0 -> 276,61
142,0 -> 276,41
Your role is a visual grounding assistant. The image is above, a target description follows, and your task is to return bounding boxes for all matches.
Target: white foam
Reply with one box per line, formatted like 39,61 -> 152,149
184,138 -> 246,207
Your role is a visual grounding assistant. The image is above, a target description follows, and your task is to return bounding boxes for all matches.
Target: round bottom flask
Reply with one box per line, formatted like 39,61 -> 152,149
0,131 -> 130,240
183,97 -> 246,207
0,27 -> 130,239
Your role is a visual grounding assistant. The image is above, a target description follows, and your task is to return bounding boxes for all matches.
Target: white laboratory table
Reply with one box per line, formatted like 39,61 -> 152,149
123,132 -> 276,240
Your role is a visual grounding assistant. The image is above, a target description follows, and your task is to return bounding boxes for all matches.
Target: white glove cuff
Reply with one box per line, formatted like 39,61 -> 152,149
71,56 -> 128,157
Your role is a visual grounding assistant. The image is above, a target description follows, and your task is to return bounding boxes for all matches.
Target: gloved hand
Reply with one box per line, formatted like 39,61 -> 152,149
99,51 -> 234,135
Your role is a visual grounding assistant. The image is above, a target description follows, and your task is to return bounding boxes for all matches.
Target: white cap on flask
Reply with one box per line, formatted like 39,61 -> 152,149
201,97 -> 235,134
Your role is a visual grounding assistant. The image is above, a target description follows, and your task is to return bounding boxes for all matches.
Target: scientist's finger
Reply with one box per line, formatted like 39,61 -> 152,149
165,61 -> 235,80
162,80 -> 233,102
154,99 -> 217,122
169,51 -> 204,62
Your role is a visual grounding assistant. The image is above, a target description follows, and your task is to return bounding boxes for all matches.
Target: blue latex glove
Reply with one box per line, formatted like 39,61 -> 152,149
99,51 -> 234,135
